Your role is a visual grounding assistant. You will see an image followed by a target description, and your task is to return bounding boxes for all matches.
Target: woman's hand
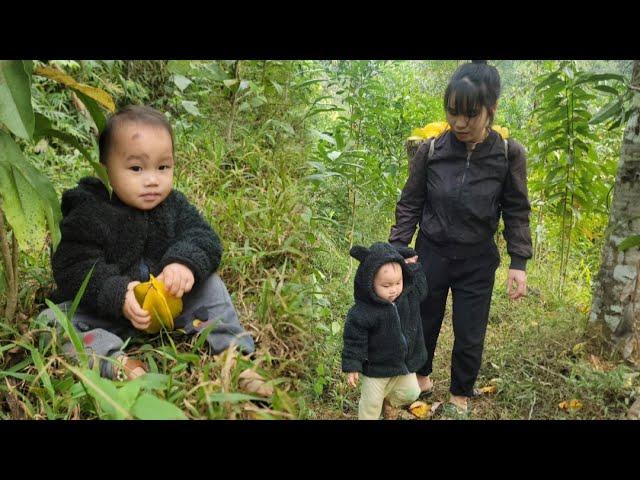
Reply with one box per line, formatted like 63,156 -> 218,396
507,269 -> 527,300
405,255 -> 419,264
347,372 -> 359,388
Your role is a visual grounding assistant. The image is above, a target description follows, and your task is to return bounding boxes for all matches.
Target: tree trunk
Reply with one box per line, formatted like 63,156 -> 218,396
589,60 -> 640,366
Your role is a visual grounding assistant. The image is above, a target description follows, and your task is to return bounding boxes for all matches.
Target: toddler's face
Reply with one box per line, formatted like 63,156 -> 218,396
106,121 -> 174,210
373,262 -> 403,303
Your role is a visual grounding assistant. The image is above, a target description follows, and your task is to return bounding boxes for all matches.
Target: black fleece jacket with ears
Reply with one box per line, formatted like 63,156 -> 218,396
51,177 -> 222,327
341,242 -> 428,378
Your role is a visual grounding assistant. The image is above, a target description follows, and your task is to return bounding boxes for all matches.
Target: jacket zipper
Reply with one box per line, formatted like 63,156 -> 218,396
452,150 -> 473,232
392,302 -> 409,371
459,149 -> 472,198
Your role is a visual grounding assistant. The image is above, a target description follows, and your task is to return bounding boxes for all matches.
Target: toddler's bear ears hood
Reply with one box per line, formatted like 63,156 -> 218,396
351,242 -> 418,304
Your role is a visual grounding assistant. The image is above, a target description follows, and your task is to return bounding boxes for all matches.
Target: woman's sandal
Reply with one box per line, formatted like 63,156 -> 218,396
448,392 -> 481,416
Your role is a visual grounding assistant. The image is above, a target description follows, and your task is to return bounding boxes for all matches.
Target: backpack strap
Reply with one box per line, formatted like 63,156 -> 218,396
504,138 -> 509,163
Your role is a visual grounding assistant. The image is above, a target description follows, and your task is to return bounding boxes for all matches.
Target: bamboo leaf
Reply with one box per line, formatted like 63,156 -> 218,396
0,131 -> 61,250
68,366 -> 132,420
131,393 -> 187,420
0,60 -> 34,139
590,99 -> 622,125
593,84 -> 621,96
75,91 -> 106,133
535,72 -> 561,91
33,66 -> 115,112
30,348 -> 55,402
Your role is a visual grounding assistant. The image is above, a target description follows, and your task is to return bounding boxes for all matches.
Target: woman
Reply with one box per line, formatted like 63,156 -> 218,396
389,61 -> 532,413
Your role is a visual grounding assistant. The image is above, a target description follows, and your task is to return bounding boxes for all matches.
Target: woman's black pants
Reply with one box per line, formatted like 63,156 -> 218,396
415,234 -> 500,397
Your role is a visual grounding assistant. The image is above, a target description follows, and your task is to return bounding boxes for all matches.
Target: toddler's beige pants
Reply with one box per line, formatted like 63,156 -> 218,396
359,373 -> 420,420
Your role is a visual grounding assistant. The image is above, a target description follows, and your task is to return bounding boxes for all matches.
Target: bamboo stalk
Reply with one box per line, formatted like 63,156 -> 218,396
0,207 -> 14,288
0,206 -> 17,321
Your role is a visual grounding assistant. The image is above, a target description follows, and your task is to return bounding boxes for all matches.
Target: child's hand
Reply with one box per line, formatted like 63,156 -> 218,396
405,255 -> 419,264
347,372 -> 359,388
157,263 -> 195,298
123,281 -> 151,330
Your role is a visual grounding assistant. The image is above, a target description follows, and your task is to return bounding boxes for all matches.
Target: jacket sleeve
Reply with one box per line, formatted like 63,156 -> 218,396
407,262 -> 428,301
500,140 -> 533,271
341,307 -> 372,373
388,140 -> 430,248
159,192 -> 223,285
52,211 -> 131,322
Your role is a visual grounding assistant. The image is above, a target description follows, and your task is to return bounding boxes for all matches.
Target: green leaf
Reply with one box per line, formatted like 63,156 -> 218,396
0,60 -> 34,139
33,112 -> 52,136
249,96 -> 266,108
34,66 -> 115,112
619,235 -> 640,252
167,60 -> 192,76
271,120 -> 294,136
22,61 -> 33,83
33,115 -> 92,160
45,299 -> 87,367
563,66 -> 574,80
75,91 -> 106,133
0,131 -> 61,250
131,393 -> 187,420
73,367 -> 132,419
590,99 -> 622,125
32,118 -> 110,196
583,73 -> 625,84
181,100 -> 201,116
30,348 -> 55,402
193,322 -> 217,351
304,172 -> 343,183
270,80 -> 283,95
204,62 -> 229,81
311,130 -> 336,145
117,380 -> 142,411
172,74 -> 192,92
88,160 -> 111,195
593,84 -> 620,96
223,79 -> 238,89
67,265 -> 94,327
207,392 -> 266,404
608,116 -> 623,130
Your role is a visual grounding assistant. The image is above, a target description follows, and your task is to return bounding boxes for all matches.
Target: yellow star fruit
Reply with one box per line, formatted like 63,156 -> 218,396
491,125 -> 510,139
133,274 -> 183,334
409,401 -> 430,419
558,399 -> 583,411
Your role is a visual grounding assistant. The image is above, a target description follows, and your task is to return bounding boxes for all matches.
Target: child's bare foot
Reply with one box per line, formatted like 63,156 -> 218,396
416,374 -> 434,395
238,369 -> 273,398
114,355 -> 147,380
449,394 -> 469,413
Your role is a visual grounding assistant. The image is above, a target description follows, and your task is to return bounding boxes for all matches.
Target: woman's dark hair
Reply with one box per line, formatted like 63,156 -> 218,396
443,60 -> 501,125
98,105 -> 174,164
